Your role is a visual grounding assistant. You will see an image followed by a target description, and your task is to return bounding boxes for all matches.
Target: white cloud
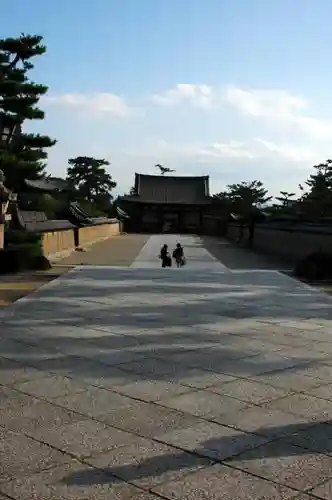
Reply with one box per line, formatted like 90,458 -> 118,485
196,141 -> 256,162
123,138 -> 316,165
123,135 -> 332,175
44,82 -> 332,196
46,92 -> 138,118
224,87 -> 307,119
152,84 -> 213,108
255,138 -> 321,163
224,86 -> 332,139
152,84 -> 332,140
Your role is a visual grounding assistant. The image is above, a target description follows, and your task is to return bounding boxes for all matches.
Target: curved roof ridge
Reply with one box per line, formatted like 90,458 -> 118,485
135,172 -> 209,180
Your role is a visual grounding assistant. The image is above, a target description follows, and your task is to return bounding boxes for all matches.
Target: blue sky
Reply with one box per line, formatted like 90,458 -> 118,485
2,0 -> 332,196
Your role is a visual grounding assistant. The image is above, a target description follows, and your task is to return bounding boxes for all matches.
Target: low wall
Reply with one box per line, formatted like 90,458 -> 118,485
78,221 -> 120,248
42,229 -> 75,259
202,216 -> 228,236
226,223 -> 332,264
42,220 -> 121,260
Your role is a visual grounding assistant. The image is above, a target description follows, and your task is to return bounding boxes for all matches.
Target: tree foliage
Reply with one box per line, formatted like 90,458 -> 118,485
0,34 -> 56,191
215,180 -> 272,216
275,191 -> 296,207
298,159 -> 332,218
66,156 -> 117,214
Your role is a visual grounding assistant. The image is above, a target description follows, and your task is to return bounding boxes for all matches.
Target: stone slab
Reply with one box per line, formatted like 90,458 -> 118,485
159,389 -> 252,419
207,378 -> 292,404
0,427 -> 70,483
31,419 -> 135,459
0,461 -> 159,499
1,235 -> 332,498
152,463 -> 296,499
226,438 -> 332,491
103,399 -> 200,438
158,420 -> 269,460
86,438 -> 211,489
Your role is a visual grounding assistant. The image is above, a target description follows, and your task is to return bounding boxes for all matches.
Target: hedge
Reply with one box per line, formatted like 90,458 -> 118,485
0,233 -> 51,274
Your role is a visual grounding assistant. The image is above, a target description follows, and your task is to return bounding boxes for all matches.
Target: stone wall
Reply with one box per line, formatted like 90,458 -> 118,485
226,223 -> 332,264
42,220 -> 121,260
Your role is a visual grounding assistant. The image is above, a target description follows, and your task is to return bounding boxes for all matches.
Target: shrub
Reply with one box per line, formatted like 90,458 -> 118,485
0,240 -> 51,274
5,230 -> 41,246
294,251 -> 332,281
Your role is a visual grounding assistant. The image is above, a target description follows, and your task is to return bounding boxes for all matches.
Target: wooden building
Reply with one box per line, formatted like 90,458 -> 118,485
118,173 -> 214,233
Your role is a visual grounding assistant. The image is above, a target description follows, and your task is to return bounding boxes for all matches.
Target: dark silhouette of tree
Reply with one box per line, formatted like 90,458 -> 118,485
0,34 -> 56,191
275,191 -> 296,207
299,159 -> 332,218
66,156 -> 117,214
215,180 -> 271,216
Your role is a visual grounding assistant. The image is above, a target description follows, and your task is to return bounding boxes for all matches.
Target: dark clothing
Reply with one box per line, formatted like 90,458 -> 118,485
160,246 -> 171,268
160,247 -> 168,260
173,247 -> 183,260
161,255 -> 172,267
173,246 -> 184,267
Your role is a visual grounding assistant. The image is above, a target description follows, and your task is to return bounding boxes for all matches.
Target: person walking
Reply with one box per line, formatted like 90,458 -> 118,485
172,242 -> 185,268
159,244 -> 172,268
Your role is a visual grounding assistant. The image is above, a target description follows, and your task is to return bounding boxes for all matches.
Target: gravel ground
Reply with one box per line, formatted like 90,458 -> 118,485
56,234 -> 149,267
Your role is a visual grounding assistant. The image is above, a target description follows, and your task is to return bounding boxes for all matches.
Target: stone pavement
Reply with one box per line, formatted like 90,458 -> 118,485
130,234 -> 228,270
0,267 -> 71,308
202,235 -> 291,270
0,234 -> 148,310
1,235 -> 332,498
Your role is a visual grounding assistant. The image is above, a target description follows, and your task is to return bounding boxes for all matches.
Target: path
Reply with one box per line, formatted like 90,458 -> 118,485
0,234 -> 148,309
202,235 -> 291,270
57,233 -> 149,267
130,234 -> 228,270
1,235 -> 332,498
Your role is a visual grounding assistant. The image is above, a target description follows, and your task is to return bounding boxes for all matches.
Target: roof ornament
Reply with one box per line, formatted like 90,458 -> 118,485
155,164 -> 175,176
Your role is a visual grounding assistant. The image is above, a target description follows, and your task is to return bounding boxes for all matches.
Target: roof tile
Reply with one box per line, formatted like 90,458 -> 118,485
135,174 -> 209,204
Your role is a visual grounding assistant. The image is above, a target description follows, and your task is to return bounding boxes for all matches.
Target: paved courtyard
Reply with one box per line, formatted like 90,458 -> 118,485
1,235 -> 332,498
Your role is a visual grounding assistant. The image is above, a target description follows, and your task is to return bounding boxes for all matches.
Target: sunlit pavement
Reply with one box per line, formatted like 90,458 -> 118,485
1,235 -> 332,498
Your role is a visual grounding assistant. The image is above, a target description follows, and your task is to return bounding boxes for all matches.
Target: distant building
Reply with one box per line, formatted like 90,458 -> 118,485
118,173 -> 214,233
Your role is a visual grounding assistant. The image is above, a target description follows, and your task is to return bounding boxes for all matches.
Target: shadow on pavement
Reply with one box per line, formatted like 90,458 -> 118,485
201,236 -> 291,271
0,267 -> 330,386
62,420 -> 332,488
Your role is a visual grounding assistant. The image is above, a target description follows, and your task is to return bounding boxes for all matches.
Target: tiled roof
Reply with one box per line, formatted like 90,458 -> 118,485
25,177 -> 70,192
16,209 -> 75,232
131,173 -> 210,204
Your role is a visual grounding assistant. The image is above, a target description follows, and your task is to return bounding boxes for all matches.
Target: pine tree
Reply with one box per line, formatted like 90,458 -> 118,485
67,156 -> 117,214
300,160 -> 332,217
220,180 -> 272,215
275,191 -> 296,207
0,34 -> 56,191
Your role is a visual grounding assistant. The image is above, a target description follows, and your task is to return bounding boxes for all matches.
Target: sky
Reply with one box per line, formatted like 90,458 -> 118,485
2,0 -> 332,197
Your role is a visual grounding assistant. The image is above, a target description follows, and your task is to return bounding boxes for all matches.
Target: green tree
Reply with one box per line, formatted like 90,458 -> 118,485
66,156 -> 117,214
299,159 -> 332,218
0,34 -> 56,191
217,180 -> 272,215
275,191 -> 296,207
